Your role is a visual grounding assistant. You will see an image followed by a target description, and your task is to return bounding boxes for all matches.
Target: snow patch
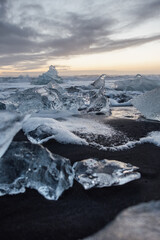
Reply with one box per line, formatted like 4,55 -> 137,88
23,117 -> 88,145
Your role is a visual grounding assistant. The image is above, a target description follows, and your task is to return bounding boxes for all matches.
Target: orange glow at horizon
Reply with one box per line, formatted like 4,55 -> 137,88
1,41 -> 160,77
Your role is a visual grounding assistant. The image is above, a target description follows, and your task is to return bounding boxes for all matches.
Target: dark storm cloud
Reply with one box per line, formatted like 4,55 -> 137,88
0,0 -> 7,18
44,13 -> 116,55
0,11 -> 117,64
47,32 -> 160,56
0,20 -> 41,55
22,3 -> 43,10
133,0 -> 160,23
0,0 -> 160,70
0,0 -> 40,55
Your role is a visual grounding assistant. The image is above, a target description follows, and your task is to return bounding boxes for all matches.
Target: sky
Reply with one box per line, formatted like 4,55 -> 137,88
0,0 -> 160,76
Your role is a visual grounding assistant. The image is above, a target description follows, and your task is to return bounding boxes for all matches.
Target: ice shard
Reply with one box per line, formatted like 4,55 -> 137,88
0,142 -> 74,200
87,87 -> 110,114
0,111 -> 25,158
23,117 -> 87,145
90,74 -> 106,89
73,158 -> 141,189
132,87 -> 160,121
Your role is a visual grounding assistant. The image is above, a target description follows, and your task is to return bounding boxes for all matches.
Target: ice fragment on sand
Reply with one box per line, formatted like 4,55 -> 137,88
0,142 -> 74,200
23,117 -> 87,145
132,87 -> 160,121
0,111 -> 24,158
73,158 -> 140,189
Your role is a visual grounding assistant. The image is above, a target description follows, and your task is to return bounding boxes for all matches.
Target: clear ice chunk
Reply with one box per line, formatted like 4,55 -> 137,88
64,74 -> 110,113
0,73 -> 110,114
23,117 -> 88,145
73,158 -> 141,189
87,87 -> 110,114
132,87 -> 160,121
0,142 -> 74,200
90,74 -> 106,89
2,86 -> 64,113
0,111 -> 25,158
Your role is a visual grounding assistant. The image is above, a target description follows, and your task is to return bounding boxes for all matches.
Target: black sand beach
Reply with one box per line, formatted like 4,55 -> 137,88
0,118 -> 160,240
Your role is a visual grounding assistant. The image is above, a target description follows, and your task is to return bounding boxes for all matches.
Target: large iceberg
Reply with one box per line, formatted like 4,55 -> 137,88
22,117 -> 87,145
85,201 -> 160,240
0,111 -> 25,158
115,74 -> 160,92
32,65 -> 63,85
132,87 -> 160,121
73,158 -> 140,189
0,142 -> 74,200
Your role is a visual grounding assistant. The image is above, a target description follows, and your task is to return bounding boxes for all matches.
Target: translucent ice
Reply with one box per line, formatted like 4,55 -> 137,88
23,117 -> 87,145
2,86 -> 64,113
64,74 -> 110,113
0,73 -> 110,114
115,74 -> 160,92
0,142 -> 74,200
132,87 -> 160,121
90,74 -> 106,89
32,65 -> 63,85
87,87 -> 110,113
65,87 -> 110,114
73,158 -> 140,189
0,111 -> 25,158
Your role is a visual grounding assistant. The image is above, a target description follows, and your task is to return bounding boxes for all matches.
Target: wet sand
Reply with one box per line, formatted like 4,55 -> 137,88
0,118 -> 160,240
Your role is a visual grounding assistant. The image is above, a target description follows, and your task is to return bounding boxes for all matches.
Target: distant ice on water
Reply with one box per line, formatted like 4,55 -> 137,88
115,74 -> 160,92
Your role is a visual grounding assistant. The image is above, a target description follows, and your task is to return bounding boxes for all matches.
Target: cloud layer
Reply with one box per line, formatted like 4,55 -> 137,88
0,0 -> 160,71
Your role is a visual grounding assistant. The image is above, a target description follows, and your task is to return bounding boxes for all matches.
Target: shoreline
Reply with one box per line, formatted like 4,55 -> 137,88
0,118 -> 160,240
